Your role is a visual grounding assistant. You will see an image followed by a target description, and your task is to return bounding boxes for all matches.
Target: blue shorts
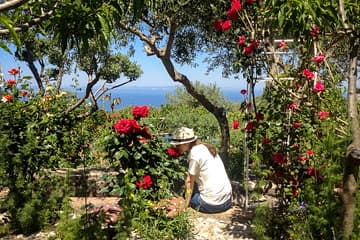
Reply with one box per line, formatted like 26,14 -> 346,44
190,191 -> 232,213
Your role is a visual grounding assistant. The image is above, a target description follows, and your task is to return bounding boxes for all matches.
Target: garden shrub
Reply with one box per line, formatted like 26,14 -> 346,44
0,69 -> 105,234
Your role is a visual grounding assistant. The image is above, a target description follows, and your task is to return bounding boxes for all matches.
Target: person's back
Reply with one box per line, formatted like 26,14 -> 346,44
188,144 -> 232,206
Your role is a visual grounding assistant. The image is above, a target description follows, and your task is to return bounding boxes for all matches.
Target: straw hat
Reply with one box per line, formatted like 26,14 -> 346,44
170,127 -> 197,145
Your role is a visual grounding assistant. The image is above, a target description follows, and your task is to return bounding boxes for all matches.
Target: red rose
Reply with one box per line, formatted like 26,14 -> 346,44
312,54 -> 325,64
20,91 -> 28,97
292,122 -> 301,128
114,119 -> 141,134
227,0 -> 241,20
272,152 -> 286,165
310,25 -> 320,37
303,69 -> 314,80
314,82 -> 325,93
298,155 -> 308,161
245,121 -> 256,131
232,120 -> 240,129
288,103 -> 297,110
262,138 -> 271,144
7,79 -> 16,86
136,175 -> 152,189
2,95 -> 13,102
167,147 -> 180,158
319,110 -> 330,120
240,89 -> 247,94
255,112 -> 264,121
279,40 -> 287,50
8,68 -> 19,75
132,105 -> 149,120
213,20 -> 231,32
238,36 -> 246,46
306,149 -> 314,156
244,44 -> 253,55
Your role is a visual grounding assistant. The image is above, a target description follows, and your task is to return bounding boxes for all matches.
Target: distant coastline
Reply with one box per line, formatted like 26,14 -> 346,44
71,86 -> 262,111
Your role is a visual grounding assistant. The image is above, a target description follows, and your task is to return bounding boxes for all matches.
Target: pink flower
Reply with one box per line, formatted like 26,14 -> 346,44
310,25 -> 320,37
232,120 -> 240,129
262,138 -> 271,144
227,0 -> 241,20
292,122 -> 302,128
314,82 -> 325,92
20,91 -> 28,97
136,175 -> 153,189
319,110 -> 330,120
240,89 -> 247,95
288,103 -> 297,110
298,155 -> 308,161
2,94 -> 12,102
279,40 -> 287,50
272,152 -> 286,165
237,35 -> 246,46
7,79 -> 16,86
8,68 -> 19,75
213,20 -> 232,31
306,149 -> 314,156
132,105 -> 149,120
312,54 -> 325,64
303,69 -> 314,80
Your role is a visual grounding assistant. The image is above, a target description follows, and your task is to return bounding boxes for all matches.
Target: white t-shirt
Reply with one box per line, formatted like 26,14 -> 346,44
188,144 -> 232,205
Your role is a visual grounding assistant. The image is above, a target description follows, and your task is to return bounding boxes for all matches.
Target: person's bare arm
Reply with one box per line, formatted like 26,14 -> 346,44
184,172 -> 195,207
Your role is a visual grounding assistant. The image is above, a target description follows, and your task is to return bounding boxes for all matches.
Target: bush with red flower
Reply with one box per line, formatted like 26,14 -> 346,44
98,105 -> 186,228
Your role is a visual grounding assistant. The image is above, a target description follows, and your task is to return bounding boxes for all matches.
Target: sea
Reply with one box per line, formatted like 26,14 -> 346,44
85,86 -> 253,111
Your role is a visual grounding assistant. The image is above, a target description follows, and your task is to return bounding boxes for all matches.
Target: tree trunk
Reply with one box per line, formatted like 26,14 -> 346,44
340,36 -> 360,240
160,56 -> 230,166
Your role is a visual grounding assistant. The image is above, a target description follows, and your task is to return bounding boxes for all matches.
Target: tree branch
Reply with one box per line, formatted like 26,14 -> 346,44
0,0 -> 28,12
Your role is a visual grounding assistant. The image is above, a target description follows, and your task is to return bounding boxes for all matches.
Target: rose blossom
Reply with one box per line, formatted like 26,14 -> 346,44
256,112 -> 264,121
272,152 -> 286,165
1,94 -> 12,102
314,82 -> 325,92
213,20 -> 231,32
262,138 -> 271,144
114,119 -> 141,134
227,0 -> 241,20
136,175 -> 152,189
167,147 -> 180,158
312,54 -> 325,64
292,122 -> 302,128
298,155 -> 308,161
8,68 -> 19,75
245,121 -> 256,131
279,40 -> 287,50
319,110 -> 330,120
232,120 -> 240,129
303,69 -> 314,80
20,91 -> 28,97
306,149 -> 314,156
240,89 -> 247,95
237,35 -> 246,46
310,25 -> 320,37
132,105 -> 149,120
288,103 -> 297,110
7,79 -> 16,86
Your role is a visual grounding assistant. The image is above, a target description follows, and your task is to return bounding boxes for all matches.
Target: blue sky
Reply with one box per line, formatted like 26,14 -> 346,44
0,43 -> 263,93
